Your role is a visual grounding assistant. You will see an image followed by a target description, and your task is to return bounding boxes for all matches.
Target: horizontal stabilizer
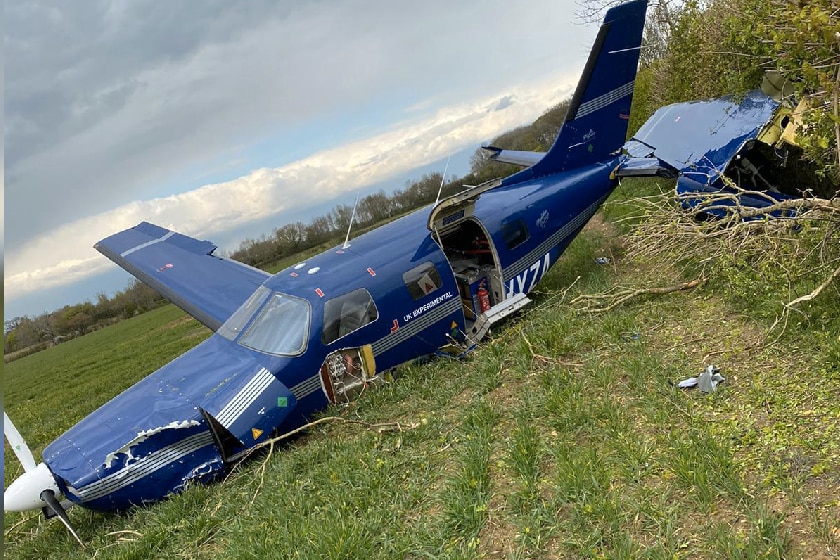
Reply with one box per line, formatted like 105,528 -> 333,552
482,146 -> 544,168
96,222 -> 269,330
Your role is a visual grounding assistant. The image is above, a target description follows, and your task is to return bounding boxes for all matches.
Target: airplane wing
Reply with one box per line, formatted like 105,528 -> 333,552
623,90 -> 781,184
95,222 -> 270,331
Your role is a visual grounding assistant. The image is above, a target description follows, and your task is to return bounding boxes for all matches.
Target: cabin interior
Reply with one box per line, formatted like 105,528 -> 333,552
437,216 -> 503,324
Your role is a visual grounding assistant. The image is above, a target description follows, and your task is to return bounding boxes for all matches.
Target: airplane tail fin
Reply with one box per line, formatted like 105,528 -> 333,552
510,0 -> 647,180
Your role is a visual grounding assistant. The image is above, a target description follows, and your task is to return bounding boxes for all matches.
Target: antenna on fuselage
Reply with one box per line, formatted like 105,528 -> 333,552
342,194 -> 360,249
430,155 -> 451,248
433,154 -> 451,207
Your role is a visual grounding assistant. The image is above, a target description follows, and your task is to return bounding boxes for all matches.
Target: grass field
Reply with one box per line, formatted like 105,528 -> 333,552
4,184 -> 839,559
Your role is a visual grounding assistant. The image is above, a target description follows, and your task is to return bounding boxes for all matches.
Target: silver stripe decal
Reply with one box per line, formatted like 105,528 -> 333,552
372,297 -> 461,356
576,81 -> 634,119
120,231 -> 176,257
216,367 -> 274,428
291,375 -> 322,400
503,194 -> 607,282
75,432 -> 215,501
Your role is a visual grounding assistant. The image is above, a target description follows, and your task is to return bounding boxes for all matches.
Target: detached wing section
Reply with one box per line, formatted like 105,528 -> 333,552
95,222 -> 270,330
623,90 -> 780,184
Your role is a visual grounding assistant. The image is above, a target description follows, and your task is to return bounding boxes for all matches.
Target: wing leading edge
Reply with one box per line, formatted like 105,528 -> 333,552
95,222 -> 269,330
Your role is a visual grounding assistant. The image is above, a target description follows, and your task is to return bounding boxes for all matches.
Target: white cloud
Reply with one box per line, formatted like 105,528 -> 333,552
4,72 -> 575,301
6,0 -> 596,250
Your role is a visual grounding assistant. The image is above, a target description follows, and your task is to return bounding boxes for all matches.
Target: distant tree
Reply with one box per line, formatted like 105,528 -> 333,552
274,222 -> 306,254
5,317 -> 24,335
530,99 -> 570,148
92,291 -> 120,322
5,317 -> 29,352
468,98 -> 572,184
406,172 -> 445,206
53,302 -> 96,336
4,329 -> 18,353
331,203 -> 356,233
306,215 -> 335,245
124,279 -> 163,314
358,190 -> 394,223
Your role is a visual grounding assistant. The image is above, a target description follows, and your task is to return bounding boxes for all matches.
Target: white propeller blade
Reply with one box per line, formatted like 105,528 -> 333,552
4,411 -> 37,472
3,411 -> 84,546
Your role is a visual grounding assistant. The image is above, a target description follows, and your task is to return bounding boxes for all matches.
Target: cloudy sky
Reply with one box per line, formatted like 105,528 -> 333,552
4,0 -> 602,321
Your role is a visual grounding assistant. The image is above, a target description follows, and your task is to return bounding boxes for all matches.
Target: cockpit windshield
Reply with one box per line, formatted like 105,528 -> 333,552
218,286 -> 272,341
224,290 -> 310,356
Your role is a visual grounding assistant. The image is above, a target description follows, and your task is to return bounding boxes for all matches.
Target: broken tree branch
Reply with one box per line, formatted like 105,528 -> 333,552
613,186 -> 839,326
835,32 -> 840,173
786,263 -> 840,308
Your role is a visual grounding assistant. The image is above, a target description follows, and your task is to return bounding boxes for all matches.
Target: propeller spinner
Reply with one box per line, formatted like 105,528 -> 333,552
4,411 -> 85,547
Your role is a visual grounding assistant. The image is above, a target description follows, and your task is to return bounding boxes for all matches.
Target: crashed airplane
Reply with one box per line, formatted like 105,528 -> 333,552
5,0 -> 654,524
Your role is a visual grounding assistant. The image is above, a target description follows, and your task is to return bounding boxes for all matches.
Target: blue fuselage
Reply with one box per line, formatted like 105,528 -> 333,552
44,159 -> 620,511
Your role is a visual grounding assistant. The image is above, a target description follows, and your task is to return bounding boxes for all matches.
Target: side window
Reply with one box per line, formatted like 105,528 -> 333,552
403,262 -> 442,300
502,218 -> 529,250
322,289 -> 379,345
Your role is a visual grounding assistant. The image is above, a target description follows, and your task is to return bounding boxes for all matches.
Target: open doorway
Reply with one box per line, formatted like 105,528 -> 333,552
437,218 -> 503,323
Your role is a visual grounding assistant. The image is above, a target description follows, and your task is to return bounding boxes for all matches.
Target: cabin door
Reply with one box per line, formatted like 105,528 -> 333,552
426,180 -> 509,329
427,181 -> 531,341
434,217 -> 504,325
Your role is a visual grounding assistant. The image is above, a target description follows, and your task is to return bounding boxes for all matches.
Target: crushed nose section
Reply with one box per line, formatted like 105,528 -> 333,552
50,417 -> 224,512
40,337 -> 299,511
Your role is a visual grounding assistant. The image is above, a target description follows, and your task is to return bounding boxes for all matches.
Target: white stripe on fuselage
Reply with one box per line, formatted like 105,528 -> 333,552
216,367 -> 274,428
575,81 -> 634,119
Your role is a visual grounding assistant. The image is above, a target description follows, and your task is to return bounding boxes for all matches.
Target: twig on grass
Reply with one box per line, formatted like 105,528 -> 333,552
249,440 -> 274,508
3,511 -> 41,538
786,263 -> 840,308
570,279 -> 703,313
210,415 -> 414,512
519,329 -> 583,368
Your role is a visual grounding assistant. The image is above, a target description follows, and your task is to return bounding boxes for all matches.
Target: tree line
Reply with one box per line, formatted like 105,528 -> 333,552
4,280 -> 164,360
230,172 -> 457,268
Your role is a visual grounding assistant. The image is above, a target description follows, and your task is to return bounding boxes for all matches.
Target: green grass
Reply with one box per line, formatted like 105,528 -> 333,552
4,184 -> 839,559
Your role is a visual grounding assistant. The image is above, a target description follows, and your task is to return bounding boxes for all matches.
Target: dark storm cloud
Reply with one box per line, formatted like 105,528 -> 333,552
5,0 -> 300,244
